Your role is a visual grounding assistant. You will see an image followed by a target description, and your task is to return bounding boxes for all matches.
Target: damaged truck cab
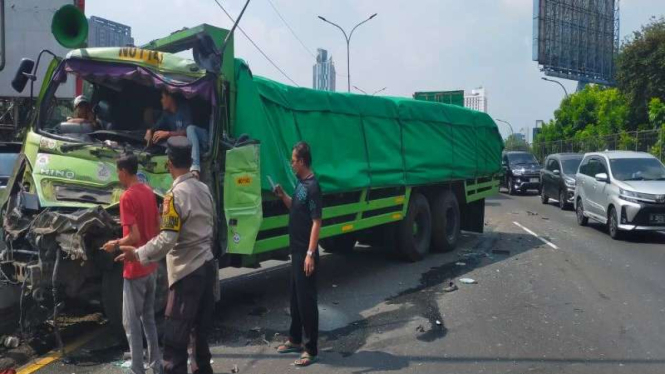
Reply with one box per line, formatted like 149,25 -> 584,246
1,25 -> 233,329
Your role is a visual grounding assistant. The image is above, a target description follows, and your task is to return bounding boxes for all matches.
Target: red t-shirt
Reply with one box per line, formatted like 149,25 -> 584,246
120,183 -> 160,279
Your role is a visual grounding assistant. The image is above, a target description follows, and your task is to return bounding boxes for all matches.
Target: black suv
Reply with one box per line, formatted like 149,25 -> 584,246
540,153 -> 583,209
501,151 -> 541,195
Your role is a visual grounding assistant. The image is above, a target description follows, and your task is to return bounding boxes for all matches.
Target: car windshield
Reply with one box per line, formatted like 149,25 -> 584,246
562,159 -> 582,175
610,158 -> 665,181
508,153 -> 538,165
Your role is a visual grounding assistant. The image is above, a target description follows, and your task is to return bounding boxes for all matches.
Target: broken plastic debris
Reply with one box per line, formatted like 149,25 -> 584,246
435,320 -> 442,326
459,278 -> 477,284
443,282 -> 458,293
121,361 -> 132,368
527,211 -> 538,216
3,336 -> 19,348
416,325 -> 425,333
231,364 -> 239,373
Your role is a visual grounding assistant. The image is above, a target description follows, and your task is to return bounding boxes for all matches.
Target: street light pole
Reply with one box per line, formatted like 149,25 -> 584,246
372,87 -> 387,95
318,13 -> 377,92
495,118 -> 515,138
352,85 -> 367,94
541,77 -> 569,98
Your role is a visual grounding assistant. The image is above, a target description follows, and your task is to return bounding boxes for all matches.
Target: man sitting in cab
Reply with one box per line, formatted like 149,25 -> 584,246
67,95 -> 97,125
144,90 -> 208,179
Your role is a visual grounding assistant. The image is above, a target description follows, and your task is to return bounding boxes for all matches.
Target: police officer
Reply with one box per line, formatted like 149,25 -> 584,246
116,136 -> 216,374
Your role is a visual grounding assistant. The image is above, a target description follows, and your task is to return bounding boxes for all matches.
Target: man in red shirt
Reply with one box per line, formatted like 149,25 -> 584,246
103,153 -> 162,374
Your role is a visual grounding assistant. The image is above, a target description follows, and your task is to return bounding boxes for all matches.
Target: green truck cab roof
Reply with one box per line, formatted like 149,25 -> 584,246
65,47 -> 206,78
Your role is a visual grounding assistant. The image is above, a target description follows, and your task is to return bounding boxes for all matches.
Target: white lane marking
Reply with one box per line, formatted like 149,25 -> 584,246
513,221 -> 559,249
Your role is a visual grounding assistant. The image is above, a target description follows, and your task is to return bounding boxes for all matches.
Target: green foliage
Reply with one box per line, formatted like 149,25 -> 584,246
504,134 -> 531,152
616,17 -> 665,130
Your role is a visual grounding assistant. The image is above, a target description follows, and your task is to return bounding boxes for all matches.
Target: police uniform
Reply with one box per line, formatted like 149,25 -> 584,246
135,137 -> 216,374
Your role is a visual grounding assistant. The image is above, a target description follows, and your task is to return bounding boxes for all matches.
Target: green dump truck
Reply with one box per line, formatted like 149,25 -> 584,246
0,18 -> 503,330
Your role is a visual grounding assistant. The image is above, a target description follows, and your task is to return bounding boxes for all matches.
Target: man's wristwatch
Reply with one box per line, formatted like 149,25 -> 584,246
306,250 -> 315,257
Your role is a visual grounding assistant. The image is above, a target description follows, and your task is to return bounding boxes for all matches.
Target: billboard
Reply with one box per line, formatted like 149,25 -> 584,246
533,0 -> 620,85
413,90 -> 464,107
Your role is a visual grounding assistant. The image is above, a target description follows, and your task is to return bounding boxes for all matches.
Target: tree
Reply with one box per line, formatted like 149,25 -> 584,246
504,134 -> 530,152
616,17 -> 665,130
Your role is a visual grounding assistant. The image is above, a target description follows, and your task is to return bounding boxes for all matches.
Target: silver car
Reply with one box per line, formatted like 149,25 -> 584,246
574,151 -> 665,239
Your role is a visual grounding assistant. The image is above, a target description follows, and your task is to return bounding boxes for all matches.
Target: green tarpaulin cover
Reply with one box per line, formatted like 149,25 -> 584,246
234,59 -> 504,195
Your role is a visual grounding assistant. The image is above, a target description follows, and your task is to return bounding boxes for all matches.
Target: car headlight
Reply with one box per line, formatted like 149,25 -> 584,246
619,189 -> 661,203
512,169 -> 524,176
564,177 -> 576,188
55,185 -> 113,204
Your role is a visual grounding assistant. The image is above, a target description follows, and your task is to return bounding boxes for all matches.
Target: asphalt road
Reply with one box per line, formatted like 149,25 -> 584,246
24,192 -> 665,374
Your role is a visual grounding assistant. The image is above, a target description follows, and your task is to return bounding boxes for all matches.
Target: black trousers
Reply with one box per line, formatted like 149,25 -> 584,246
163,261 -> 216,374
289,252 -> 319,356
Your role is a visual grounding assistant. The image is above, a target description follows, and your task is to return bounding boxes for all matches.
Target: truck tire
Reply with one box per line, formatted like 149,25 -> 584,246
102,262 -> 124,339
430,190 -> 460,252
396,193 -> 432,262
320,234 -> 356,254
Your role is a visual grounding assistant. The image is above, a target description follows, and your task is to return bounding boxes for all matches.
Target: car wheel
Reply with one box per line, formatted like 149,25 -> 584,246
576,199 -> 589,226
508,178 -> 516,195
559,190 -> 568,210
608,206 -> 623,240
540,187 -> 549,204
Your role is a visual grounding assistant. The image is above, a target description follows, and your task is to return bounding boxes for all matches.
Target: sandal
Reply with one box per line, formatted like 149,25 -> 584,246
294,352 -> 318,366
277,341 -> 303,354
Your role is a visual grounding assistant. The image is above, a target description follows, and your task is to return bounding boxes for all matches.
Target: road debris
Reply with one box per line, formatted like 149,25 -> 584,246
332,284 -> 338,288
231,364 -> 239,373
542,217 -> 550,220
455,262 -> 466,266
459,278 -> 478,284
2,336 -> 19,349
491,249 -> 511,256
443,282 -> 458,293
416,325 -> 425,333
527,211 -> 538,216
435,320 -> 442,326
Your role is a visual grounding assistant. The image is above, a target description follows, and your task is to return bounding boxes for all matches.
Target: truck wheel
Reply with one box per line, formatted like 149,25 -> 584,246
397,193 -> 432,262
430,190 -> 460,252
320,234 -> 356,254
102,262 -> 124,339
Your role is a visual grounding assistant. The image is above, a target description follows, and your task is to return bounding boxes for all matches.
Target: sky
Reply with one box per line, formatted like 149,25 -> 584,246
86,0 -> 665,140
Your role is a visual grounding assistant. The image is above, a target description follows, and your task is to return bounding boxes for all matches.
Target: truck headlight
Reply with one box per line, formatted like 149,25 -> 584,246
512,169 -> 523,176
564,177 -> 576,188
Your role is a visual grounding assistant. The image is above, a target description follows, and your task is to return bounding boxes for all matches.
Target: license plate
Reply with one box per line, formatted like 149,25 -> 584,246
530,178 -> 539,183
650,214 -> 665,224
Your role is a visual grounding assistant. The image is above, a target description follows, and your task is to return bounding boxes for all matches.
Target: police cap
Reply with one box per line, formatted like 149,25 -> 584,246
166,136 -> 192,168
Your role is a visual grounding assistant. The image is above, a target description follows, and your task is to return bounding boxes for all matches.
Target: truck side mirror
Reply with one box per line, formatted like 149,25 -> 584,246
11,58 -> 35,93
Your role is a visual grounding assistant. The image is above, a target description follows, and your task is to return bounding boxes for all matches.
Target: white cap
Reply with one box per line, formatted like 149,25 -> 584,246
73,95 -> 89,108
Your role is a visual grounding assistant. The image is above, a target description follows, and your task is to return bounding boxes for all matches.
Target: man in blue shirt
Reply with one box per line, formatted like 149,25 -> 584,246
144,90 -> 208,178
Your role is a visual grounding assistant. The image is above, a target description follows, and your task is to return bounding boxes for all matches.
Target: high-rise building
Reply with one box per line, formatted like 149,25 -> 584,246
464,87 -> 488,113
88,16 -> 134,48
313,49 -> 336,91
